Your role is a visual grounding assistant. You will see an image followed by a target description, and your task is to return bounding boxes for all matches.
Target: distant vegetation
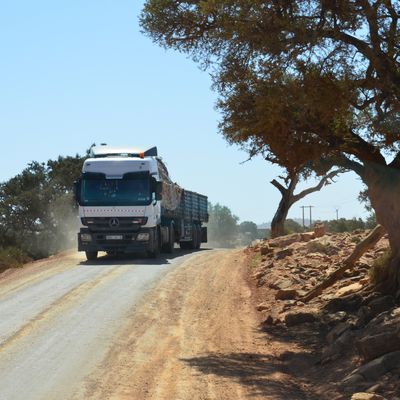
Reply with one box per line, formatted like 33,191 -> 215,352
207,204 -> 377,248
0,155 -> 84,270
284,216 -> 376,235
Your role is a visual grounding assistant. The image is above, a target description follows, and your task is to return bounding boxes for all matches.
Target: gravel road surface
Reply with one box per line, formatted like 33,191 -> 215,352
0,248 -> 296,400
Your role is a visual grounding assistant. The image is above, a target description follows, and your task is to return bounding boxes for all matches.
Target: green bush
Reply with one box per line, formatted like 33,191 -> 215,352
0,246 -> 31,271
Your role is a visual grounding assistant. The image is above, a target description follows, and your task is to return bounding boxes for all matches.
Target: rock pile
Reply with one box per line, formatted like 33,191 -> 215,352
247,227 -> 400,400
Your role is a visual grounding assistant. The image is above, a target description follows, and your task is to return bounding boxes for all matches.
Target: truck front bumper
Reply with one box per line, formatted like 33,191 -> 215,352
78,227 -> 157,253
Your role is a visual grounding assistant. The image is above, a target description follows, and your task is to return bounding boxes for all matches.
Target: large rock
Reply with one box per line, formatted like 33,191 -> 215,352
327,322 -> 352,344
269,278 -> 294,290
300,232 -> 315,242
274,248 -> 294,260
285,311 -> 317,326
357,330 -> 400,361
356,296 -> 396,327
324,294 -> 363,312
268,233 -> 302,248
322,330 -> 355,364
314,223 -> 326,238
367,295 -> 395,315
345,351 -> 400,382
351,393 -> 387,400
335,282 -> 364,298
275,289 -> 298,300
260,245 -> 273,256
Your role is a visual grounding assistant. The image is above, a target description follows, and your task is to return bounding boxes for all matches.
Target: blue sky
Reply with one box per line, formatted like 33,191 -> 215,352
0,0 -> 368,224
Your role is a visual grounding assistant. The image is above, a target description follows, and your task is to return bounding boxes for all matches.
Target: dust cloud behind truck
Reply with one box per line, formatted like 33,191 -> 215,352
74,145 -> 208,260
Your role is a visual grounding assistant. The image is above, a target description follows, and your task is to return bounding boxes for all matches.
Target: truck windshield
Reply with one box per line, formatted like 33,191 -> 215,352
80,178 -> 151,206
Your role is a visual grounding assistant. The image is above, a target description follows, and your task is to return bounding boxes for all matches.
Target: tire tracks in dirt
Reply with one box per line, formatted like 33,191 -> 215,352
0,265 -> 126,352
80,250 -> 266,400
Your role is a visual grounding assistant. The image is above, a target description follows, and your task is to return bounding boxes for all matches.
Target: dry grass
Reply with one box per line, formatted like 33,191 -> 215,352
369,248 -> 392,285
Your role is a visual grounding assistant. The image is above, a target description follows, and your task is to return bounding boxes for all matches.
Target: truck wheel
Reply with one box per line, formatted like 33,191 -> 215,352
179,241 -> 191,250
195,226 -> 201,249
192,227 -> 198,250
148,229 -> 161,258
162,224 -> 175,254
85,251 -> 98,261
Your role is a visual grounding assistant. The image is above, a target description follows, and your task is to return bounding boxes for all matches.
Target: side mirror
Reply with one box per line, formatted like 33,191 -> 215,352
73,179 -> 81,204
156,181 -> 163,201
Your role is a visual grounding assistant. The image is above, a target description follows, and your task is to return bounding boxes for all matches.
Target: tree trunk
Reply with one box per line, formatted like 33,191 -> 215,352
269,169 -> 343,239
363,163 -> 400,292
270,195 -> 291,238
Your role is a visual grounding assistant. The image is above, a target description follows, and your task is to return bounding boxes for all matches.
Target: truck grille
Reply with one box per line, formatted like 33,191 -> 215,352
81,217 -> 145,231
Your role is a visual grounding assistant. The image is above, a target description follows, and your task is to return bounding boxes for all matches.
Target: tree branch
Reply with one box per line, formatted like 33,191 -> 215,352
291,169 -> 344,204
270,178 -> 287,196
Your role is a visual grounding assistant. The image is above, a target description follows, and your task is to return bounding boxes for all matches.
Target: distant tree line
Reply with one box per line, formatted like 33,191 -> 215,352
283,216 -> 377,235
208,203 -> 378,248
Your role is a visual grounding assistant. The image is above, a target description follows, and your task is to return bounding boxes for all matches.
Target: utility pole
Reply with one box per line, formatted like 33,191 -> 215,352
335,208 -> 339,221
300,206 -> 306,229
300,206 -> 313,228
308,205 -> 314,227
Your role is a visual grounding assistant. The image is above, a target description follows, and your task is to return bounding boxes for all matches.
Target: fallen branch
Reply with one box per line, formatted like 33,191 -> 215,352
301,224 -> 386,303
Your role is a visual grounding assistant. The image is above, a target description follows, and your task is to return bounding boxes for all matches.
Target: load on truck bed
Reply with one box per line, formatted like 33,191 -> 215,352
74,145 -> 208,260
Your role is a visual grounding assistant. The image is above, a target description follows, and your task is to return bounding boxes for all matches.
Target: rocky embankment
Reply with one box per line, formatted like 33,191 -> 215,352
248,228 -> 400,400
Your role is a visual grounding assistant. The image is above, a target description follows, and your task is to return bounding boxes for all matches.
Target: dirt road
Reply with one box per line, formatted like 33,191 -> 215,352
0,248 -> 308,400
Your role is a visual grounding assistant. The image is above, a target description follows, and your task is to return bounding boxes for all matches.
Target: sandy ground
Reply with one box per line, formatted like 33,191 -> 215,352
0,248 -> 310,400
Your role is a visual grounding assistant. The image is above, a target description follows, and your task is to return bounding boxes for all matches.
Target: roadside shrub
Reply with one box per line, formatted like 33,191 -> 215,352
306,240 -> 339,255
369,249 -> 392,285
350,235 -> 362,244
0,246 -> 31,271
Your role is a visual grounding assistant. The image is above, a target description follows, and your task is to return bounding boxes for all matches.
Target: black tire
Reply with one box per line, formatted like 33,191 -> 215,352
195,226 -> 201,249
179,241 -> 192,250
162,224 -> 175,254
85,251 -> 98,261
148,229 -> 161,258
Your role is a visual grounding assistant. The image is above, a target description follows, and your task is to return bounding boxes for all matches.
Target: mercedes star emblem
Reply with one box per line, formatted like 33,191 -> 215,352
109,218 -> 120,228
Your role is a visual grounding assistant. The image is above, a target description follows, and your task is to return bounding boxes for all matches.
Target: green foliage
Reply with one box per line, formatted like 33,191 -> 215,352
284,219 -> 303,234
365,213 -> 377,229
141,2 -> 400,175
0,246 -> 31,271
238,220 -> 258,245
324,218 -> 366,234
207,202 -> 239,247
0,155 -> 84,259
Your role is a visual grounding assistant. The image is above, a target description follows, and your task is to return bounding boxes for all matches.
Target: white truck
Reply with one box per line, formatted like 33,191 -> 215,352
74,145 -> 208,260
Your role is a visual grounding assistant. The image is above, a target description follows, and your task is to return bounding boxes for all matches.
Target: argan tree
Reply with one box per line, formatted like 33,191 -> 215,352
270,168 -> 343,238
141,1 -> 400,291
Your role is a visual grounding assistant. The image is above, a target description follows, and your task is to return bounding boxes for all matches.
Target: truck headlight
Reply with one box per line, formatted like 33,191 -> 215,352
136,233 -> 150,241
81,233 -> 92,242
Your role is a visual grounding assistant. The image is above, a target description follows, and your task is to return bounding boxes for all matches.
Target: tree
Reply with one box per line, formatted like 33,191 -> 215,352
238,220 -> 258,244
141,1 -> 400,291
270,169 -> 343,237
0,155 -> 84,258
325,217 -> 366,233
207,202 -> 239,247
